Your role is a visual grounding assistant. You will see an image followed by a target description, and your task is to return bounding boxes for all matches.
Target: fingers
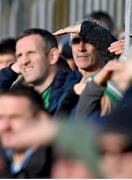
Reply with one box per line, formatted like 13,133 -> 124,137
111,60 -> 132,91
73,78 -> 87,95
53,29 -> 68,36
53,24 -> 81,36
108,39 -> 125,55
93,60 -> 122,85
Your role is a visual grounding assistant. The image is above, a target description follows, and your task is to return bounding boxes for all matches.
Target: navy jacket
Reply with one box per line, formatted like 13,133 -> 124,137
0,66 -> 19,91
0,144 -> 52,178
48,70 -> 82,115
0,67 -> 82,116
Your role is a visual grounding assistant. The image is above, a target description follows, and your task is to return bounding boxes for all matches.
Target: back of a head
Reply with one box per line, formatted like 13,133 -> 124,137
79,18 -> 119,63
89,11 -> 114,32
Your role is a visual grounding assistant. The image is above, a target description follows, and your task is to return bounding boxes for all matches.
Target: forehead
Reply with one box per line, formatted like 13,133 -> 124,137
0,95 -> 32,110
16,34 -> 44,49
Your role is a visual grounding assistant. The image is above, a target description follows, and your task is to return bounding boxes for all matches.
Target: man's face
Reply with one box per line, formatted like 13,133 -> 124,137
71,34 -> 101,71
16,35 -> 50,85
0,54 -> 16,70
0,95 -> 35,148
51,155 -> 93,178
99,133 -> 132,178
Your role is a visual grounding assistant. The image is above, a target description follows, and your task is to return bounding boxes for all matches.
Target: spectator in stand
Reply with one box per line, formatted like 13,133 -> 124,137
61,41 -> 77,70
54,18 -> 122,117
89,11 -> 115,35
0,38 -> 16,69
0,28 -> 82,117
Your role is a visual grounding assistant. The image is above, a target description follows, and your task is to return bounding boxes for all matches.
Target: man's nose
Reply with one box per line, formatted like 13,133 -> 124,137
78,41 -> 87,52
20,55 -> 30,65
2,118 -> 12,130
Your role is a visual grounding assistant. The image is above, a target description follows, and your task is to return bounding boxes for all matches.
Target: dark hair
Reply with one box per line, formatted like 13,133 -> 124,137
89,11 -> 114,32
16,28 -> 58,55
79,19 -> 118,62
61,42 -> 73,60
0,38 -> 16,54
0,85 -> 45,114
57,55 -> 71,72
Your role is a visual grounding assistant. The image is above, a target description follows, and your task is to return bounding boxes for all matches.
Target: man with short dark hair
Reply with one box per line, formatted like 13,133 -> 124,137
0,28 -> 81,116
0,85 -> 52,178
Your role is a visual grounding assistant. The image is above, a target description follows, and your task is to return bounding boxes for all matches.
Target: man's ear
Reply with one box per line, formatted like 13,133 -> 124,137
49,48 -> 59,65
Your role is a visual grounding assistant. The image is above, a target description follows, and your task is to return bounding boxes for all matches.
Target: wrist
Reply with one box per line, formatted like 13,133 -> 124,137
10,63 -> 21,74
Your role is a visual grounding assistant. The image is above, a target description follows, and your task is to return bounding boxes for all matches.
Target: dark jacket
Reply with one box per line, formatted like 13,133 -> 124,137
0,67 -> 82,116
0,145 -> 11,178
0,145 -> 52,178
0,66 -> 19,91
48,70 -> 82,115
74,79 -> 106,125
75,79 -> 105,118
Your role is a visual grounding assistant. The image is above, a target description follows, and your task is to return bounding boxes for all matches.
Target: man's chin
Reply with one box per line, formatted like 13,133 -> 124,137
1,134 -> 13,148
24,78 -> 34,84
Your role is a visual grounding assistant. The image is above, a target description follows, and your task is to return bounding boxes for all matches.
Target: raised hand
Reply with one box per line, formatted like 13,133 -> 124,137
108,39 -> 125,55
53,23 -> 81,36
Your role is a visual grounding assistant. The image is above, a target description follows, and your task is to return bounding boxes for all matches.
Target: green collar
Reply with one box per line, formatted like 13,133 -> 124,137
41,86 -> 52,109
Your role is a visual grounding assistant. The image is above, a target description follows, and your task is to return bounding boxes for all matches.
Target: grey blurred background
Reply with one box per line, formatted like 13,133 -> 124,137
0,0 -> 125,39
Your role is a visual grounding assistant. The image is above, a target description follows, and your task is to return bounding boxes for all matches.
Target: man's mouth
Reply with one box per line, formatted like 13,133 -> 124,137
2,132 -> 13,139
77,53 -> 89,58
23,66 -> 33,73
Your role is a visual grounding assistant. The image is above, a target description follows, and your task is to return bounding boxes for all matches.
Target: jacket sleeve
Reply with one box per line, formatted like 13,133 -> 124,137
74,79 -> 106,119
55,89 -> 79,117
0,66 -> 19,91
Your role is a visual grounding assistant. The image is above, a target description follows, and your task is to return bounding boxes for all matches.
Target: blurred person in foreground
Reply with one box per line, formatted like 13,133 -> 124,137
0,38 -> 16,69
99,85 -> 132,178
0,86 -> 52,178
93,56 -> 132,178
7,77 -> 132,178
1,100 -> 102,178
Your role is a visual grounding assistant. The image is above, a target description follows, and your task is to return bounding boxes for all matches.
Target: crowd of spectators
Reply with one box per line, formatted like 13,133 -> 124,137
0,10 -> 132,178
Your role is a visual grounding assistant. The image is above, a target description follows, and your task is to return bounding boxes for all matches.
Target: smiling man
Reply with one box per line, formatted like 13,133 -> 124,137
13,29 -> 81,115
